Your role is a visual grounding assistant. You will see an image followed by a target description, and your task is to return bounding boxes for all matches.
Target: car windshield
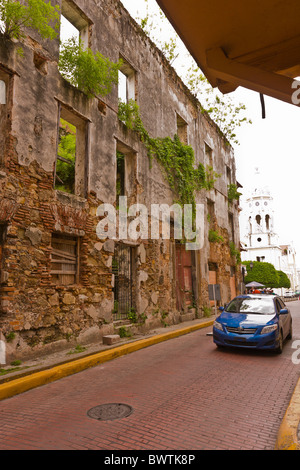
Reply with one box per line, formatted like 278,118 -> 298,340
226,297 -> 275,315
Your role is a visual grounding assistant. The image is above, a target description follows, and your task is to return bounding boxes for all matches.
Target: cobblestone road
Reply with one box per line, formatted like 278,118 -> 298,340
0,302 -> 300,450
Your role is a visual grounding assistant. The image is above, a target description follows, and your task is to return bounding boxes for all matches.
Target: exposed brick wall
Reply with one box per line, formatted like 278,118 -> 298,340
0,0 -> 241,361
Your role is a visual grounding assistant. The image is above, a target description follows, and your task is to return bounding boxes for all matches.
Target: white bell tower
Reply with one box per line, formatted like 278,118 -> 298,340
245,168 -> 279,248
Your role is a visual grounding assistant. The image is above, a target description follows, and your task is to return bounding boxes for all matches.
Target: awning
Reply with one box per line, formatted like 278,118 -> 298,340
156,0 -> 300,106
246,282 -> 265,288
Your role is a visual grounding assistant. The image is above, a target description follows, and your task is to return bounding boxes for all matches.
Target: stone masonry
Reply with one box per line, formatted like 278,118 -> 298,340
0,0 -> 242,362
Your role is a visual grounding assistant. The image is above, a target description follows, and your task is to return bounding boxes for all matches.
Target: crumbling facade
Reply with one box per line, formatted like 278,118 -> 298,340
0,0 -> 241,362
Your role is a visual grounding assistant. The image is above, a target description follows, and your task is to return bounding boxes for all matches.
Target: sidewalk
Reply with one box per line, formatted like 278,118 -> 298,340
0,316 -> 216,394
0,314 -> 299,450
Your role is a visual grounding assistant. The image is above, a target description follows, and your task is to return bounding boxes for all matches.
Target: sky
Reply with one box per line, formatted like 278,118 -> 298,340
121,0 -> 300,266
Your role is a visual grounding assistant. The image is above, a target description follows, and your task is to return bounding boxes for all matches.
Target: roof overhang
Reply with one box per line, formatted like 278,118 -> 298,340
156,0 -> 300,106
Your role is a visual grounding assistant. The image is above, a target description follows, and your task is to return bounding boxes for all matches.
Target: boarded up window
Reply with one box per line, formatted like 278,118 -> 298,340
51,234 -> 79,285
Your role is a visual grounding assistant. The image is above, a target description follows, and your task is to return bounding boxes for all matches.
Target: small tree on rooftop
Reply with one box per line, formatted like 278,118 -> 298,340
0,0 -> 60,41
135,0 -> 252,146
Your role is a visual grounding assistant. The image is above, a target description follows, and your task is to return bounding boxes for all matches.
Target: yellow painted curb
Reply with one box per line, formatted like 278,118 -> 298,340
275,377 -> 300,450
0,320 -> 214,401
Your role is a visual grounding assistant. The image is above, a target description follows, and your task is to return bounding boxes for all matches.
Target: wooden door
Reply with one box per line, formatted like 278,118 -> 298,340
176,243 -> 194,312
209,263 -> 218,307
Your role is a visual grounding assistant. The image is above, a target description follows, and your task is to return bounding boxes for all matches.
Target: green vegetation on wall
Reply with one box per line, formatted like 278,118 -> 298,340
229,241 -> 241,265
0,0 -> 60,42
59,38 -> 121,99
228,183 -> 242,204
118,99 -> 220,213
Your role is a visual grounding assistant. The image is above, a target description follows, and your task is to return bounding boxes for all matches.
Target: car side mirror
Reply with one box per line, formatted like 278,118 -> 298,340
280,308 -> 288,315
219,306 -> 225,312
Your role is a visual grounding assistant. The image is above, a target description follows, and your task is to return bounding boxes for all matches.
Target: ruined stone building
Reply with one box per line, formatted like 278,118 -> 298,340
0,0 -> 241,362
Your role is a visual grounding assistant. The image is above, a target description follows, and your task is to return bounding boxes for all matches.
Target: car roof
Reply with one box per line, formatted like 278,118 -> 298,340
234,294 -> 278,300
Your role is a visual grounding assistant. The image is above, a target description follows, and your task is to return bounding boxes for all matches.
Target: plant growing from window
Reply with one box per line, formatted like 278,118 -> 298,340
55,118 -> 76,193
59,37 -> 122,99
228,183 -> 242,203
0,0 -> 60,42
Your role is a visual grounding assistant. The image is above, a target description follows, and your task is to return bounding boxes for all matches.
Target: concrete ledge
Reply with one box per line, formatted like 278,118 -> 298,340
102,335 -> 121,345
180,311 -> 196,322
275,377 -> 300,450
0,319 -> 214,401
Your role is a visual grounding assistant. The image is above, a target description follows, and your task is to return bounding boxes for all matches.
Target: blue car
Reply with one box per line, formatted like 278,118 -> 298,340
213,294 -> 293,354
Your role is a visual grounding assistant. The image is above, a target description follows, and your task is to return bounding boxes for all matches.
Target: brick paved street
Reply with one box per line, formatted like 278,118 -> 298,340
0,302 -> 300,451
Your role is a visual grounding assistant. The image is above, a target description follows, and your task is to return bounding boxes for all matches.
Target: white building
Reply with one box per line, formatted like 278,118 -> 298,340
241,169 -> 298,292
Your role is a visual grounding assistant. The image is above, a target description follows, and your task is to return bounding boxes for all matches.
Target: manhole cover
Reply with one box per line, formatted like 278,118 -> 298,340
87,403 -> 133,421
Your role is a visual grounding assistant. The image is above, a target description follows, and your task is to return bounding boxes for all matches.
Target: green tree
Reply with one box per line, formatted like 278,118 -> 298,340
59,37 -> 122,98
118,99 -> 219,214
276,270 -> 291,289
0,0 -> 60,41
244,261 -> 279,288
134,0 -> 252,145
55,119 -> 76,193
228,183 -> 242,203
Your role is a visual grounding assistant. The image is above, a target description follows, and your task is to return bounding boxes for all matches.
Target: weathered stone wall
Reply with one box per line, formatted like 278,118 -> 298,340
0,0 -> 241,361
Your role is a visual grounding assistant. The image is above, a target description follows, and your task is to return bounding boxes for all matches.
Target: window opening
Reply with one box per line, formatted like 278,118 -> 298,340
266,214 -> 270,231
226,165 -> 232,184
207,199 -> 215,225
228,213 -> 234,241
116,151 -> 125,200
118,58 -> 136,104
55,117 -> 76,194
0,80 -> 6,105
205,143 -> 213,167
60,0 -> 90,49
118,71 -> 128,104
60,14 -> 80,44
0,71 -> 10,167
51,234 -> 79,285
54,104 -> 88,197
116,141 -> 136,206
176,114 -> 188,144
